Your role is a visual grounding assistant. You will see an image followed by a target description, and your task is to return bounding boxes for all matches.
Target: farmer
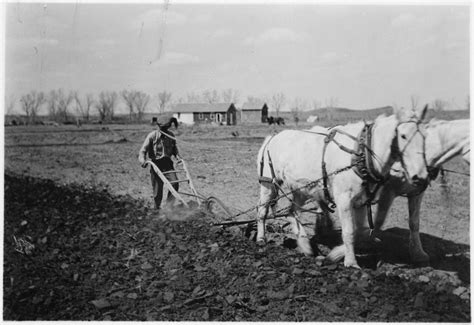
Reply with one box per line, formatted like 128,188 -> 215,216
138,117 -> 180,210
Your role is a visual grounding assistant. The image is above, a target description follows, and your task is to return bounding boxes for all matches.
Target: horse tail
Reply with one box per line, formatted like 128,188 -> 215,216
257,135 -> 275,184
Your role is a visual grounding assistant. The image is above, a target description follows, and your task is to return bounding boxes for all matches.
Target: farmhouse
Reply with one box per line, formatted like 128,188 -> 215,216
172,103 -> 237,126
239,102 -> 269,123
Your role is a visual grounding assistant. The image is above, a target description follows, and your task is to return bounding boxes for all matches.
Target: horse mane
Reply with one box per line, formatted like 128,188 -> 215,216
374,113 -> 388,121
425,118 -> 441,128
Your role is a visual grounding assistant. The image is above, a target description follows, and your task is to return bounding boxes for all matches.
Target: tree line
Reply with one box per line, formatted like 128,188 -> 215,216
7,88 -> 243,124
6,89 -> 468,125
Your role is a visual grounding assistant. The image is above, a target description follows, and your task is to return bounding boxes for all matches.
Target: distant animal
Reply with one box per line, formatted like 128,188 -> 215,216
256,105 -> 428,268
267,116 -> 285,125
326,118 -> 470,265
307,115 -> 319,123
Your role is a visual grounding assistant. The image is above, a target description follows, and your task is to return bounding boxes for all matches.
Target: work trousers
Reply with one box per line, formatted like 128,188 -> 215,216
150,157 -> 179,209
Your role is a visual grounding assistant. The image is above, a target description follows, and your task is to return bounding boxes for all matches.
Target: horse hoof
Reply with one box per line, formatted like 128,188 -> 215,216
326,245 -> 345,263
298,241 -> 313,256
410,252 -> 430,266
412,256 -> 430,267
256,239 -> 266,247
344,261 -> 361,269
300,249 -> 313,257
413,260 -> 430,267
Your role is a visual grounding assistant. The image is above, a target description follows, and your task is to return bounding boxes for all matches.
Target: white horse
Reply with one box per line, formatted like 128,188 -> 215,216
375,118 -> 470,263
256,105 -> 429,268
328,118 -> 470,264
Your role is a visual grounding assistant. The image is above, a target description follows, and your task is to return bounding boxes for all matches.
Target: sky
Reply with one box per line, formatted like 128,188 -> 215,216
3,1 -> 471,114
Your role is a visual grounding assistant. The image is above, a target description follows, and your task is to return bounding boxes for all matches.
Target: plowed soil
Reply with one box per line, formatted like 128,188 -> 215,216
3,122 -> 470,321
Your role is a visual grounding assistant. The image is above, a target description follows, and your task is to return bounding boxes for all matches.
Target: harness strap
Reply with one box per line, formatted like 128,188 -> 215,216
321,131 -> 337,213
267,151 -> 276,180
367,201 -> 374,230
364,123 -> 384,182
321,127 -> 374,213
350,122 -> 393,232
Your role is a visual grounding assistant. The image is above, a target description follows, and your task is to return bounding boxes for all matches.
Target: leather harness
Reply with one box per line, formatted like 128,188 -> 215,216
321,123 -> 394,230
258,122 -> 403,232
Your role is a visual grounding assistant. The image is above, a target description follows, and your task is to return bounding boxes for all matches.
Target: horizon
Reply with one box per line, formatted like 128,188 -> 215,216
4,3 -> 470,114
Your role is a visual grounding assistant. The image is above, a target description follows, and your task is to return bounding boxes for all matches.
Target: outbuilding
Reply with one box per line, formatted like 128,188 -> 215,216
172,103 -> 237,126
239,102 -> 269,123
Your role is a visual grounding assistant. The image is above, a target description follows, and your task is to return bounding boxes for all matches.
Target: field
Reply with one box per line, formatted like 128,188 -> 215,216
3,114 -> 471,321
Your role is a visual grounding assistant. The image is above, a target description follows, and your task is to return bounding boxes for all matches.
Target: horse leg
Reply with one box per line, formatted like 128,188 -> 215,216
289,192 -> 313,256
336,193 -> 360,268
373,185 -> 397,234
256,182 -> 277,243
408,192 -> 430,264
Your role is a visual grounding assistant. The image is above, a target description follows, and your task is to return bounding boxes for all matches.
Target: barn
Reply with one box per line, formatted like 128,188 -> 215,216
172,103 -> 237,126
239,102 -> 269,123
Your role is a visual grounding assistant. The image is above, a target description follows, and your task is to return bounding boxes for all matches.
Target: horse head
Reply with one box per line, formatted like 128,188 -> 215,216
391,104 -> 429,185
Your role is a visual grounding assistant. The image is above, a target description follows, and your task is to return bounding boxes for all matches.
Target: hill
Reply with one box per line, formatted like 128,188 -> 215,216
277,106 -> 469,127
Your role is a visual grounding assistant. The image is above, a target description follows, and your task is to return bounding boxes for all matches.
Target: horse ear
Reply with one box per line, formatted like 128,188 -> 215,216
419,104 -> 428,121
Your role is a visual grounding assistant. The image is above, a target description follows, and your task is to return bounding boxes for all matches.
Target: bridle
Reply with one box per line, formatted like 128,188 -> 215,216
390,118 -> 429,191
392,119 -> 427,169
323,116 -> 427,231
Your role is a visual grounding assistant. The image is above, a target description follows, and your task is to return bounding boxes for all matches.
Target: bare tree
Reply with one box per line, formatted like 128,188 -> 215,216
47,90 -> 59,120
202,89 -> 220,104
291,97 -> 308,127
270,92 -> 286,117
432,98 -> 447,112
174,96 -> 185,104
48,89 -> 74,122
20,91 -> 46,124
410,94 -> 419,109
246,96 -> 265,105
96,91 -> 118,121
6,95 -> 16,115
74,92 -> 94,122
121,90 -> 137,121
186,92 -> 202,102
135,91 -> 150,121
325,97 -> 339,108
221,88 -> 240,104
312,100 -> 321,110
157,91 -> 172,113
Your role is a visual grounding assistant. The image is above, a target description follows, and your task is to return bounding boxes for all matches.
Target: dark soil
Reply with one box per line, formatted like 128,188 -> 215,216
3,173 -> 470,321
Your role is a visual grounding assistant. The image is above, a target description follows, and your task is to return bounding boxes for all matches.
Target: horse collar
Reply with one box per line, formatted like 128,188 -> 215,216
351,122 -> 387,184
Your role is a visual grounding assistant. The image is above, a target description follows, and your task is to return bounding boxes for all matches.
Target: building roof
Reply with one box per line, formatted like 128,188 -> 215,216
241,102 -> 267,111
172,103 -> 234,113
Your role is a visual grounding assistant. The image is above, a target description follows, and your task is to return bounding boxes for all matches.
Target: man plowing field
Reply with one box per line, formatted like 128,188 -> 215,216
138,117 -> 180,210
